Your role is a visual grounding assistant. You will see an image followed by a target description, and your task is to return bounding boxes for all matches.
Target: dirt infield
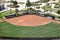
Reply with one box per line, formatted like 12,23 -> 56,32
0,20 -> 4,22
5,15 -> 53,26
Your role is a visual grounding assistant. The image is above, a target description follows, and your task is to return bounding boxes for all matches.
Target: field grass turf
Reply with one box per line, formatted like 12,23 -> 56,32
0,22 -> 60,37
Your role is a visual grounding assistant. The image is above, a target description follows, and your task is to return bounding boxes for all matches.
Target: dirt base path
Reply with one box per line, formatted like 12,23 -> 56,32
53,20 -> 60,24
5,15 -> 53,26
0,20 -> 4,22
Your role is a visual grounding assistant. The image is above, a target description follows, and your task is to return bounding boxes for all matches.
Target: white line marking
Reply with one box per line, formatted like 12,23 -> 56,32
16,20 -> 24,24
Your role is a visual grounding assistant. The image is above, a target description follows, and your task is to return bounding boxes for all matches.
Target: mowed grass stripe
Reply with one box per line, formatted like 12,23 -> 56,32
2,28 -> 31,36
5,27 -> 48,36
22,25 -> 59,35
38,27 -> 60,37
1,27 -> 37,36
24,28 -> 58,35
41,30 -> 60,37
38,29 -> 59,36
2,27 -> 39,36
20,23 -> 56,34
1,23 -> 49,36
2,25 -> 51,36
0,22 -> 60,37
1,27 -> 23,35
0,24 -> 59,36
21,26 -> 47,34
2,24 -> 58,34
1,26 -> 35,36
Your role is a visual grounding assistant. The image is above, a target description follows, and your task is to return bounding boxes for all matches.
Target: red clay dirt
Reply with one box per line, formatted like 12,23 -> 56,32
5,15 -> 53,26
0,20 -> 4,22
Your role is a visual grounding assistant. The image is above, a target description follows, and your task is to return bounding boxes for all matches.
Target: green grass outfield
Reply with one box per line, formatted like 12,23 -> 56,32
0,22 -> 60,37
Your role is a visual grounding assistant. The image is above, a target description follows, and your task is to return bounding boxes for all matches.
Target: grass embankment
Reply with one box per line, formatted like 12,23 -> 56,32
0,10 -> 15,20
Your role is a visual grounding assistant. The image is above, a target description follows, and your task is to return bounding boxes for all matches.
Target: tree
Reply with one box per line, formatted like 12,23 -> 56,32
26,0 -> 33,13
57,10 -> 60,14
12,1 -> 18,6
12,0 -> 19,16
26,0 -> 32,7
41,0 -> 49,3
15,9 -> 19,16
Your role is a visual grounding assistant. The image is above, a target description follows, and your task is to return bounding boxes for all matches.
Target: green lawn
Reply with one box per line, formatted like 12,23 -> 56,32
0,22 -> 60,37
0,10 -> 15,20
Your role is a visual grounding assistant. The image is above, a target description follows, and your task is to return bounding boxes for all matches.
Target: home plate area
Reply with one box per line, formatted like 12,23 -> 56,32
6,15 -> 53,26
